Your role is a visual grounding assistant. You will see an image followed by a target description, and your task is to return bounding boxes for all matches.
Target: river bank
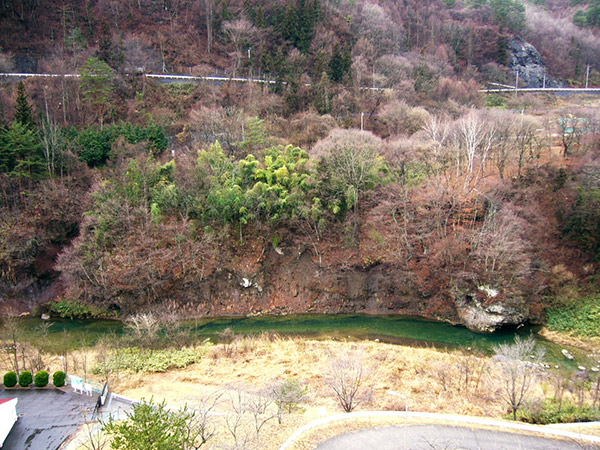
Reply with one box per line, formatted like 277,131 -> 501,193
538,327 -> 600,354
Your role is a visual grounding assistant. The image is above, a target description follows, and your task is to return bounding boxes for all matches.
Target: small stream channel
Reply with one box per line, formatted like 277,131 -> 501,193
17,314 -> 596,370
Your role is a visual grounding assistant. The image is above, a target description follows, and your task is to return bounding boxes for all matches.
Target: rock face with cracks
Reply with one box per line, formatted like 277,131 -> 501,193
450,276 -> 529,333
508,37 -> 565,88
140,244 -> 534,334
454,294 -> 529,333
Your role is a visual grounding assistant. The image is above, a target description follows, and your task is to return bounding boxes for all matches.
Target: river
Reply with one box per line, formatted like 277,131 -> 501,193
16,314 -> 594,369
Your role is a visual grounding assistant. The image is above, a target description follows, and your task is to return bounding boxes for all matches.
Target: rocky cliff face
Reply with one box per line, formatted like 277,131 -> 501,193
144,243 -> 536,334
508,37 -> 565,88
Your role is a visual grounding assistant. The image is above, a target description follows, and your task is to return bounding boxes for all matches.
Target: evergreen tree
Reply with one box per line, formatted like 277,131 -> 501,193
238,116 -> 266,155
102,400 -> 192,450
0,121 -> 45,181
314,71 -> 332,114
255,5 -> 266,28
586,2 -> 600,27
328,45 -> 352,83
279,0 -> 320,53
14,81 -> 34,129
78,57 -> 114,128
495,35 -> 509,66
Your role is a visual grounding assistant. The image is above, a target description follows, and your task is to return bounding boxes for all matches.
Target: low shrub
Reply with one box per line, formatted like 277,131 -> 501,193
49,298 -> 108,319
92,344 -> 208,374
3,371 -> 17,387
510,398 -> 600,424
53,370 -> 66,387
34,370 -> 49,387
18,370 -> 32,387
546,294 -> 600,336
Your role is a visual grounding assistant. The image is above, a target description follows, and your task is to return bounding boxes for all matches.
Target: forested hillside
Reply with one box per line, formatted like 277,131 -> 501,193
0,0 -> 599,333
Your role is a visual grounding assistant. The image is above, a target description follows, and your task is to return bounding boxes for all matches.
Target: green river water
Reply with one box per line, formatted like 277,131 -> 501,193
17,314 -> 595,369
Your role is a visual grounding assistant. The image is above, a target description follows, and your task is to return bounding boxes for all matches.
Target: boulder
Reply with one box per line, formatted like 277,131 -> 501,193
451,280 -> 528,333
455,297 -> 527,333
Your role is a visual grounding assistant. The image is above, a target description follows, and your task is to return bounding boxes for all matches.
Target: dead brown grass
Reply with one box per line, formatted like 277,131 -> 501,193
5,335 -> 598,450
105,337 -> 515,449
114,338 -> 505,418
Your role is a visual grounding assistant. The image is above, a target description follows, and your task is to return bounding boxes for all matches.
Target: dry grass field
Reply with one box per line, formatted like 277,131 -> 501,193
4,333 -> 600,449
106,337 -> 545,449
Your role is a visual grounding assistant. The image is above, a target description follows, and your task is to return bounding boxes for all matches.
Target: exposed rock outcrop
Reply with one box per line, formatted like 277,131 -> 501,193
137,244 -> 531,334
454,296 -> 528,333
508,37 -> 565,88
451,278 -> 529,333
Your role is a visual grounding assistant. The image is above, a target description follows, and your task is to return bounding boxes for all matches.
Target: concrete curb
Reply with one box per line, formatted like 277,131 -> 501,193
546,421 -> 600,428
278,411 -> 600,450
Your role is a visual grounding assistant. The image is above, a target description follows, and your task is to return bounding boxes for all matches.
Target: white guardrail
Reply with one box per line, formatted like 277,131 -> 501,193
0,72 -> 392,91
4,73 -> 598,94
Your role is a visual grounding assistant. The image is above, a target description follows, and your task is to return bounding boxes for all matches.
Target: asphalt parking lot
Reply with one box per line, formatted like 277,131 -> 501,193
0,388 -> 96,450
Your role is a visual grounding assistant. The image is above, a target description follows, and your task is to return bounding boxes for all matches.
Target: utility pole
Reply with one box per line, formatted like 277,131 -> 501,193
360,112 -> 364,131
543,73 -> 546,89
515,69 -> 519,96
372,65 -> 375,89
586,65 -> 590,89
248,47 -> 252,83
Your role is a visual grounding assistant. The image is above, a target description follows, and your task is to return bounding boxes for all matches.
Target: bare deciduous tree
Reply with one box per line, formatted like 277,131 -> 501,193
493,335 -> 545,420
325,350 -> 370,412
486,110 -> 514,180
189,106 -> 244,154
123,35 -> 161,74
457,111 -> 496,192
311,129 -> 387,217
40,115 -> 61,177
470,203 -> 528,275
1,316 -> 23,374
184,391 -> 223,449
203,0 -> 217,53
246,389 -> 276,440
76,416 -> 109,450
559,115 -> 584,159
422,114 -> 452,179
224,390 -> 254,450
125,313 -> 160,348
514,115 -> 541,177
223,19 -> 257,76
0,51 -> 14,72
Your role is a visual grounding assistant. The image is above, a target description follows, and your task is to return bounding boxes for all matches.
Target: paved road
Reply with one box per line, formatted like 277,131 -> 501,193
0,388 -> 96,450
315,424 -> 599,450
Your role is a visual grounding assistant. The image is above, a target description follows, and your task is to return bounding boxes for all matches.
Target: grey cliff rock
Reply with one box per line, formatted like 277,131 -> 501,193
454,292 -> 528,333
508,37 -> 565,88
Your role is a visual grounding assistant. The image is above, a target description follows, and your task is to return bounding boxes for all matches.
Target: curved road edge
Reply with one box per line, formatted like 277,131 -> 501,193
278,411 -> 600,450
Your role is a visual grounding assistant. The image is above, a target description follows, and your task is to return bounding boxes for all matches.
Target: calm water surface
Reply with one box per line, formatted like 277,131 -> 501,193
17,314 -> 593,368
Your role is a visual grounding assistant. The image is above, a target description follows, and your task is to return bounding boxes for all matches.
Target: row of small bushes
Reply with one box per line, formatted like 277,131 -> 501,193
3,370 -> 66,388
